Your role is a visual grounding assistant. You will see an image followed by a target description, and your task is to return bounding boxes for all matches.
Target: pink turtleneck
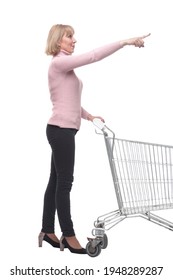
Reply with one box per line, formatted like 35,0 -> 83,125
47,41 -> 122,129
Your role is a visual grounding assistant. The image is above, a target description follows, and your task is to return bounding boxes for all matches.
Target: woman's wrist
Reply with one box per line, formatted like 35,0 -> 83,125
87,114 -> 94,121
119,40 -> 128,47
120,39 -> 135,47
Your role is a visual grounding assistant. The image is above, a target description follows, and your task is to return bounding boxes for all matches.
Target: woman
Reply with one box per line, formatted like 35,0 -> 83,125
38,24 -> 150,254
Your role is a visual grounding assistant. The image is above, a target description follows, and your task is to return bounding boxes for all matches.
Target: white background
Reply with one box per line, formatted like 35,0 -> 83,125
0,0 -> 173,279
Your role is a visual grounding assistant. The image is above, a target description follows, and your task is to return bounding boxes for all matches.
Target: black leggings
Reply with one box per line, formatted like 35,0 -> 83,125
41,124 -> 78,237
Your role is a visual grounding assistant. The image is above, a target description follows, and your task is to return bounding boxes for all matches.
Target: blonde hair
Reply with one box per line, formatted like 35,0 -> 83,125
45,24 -> 74,56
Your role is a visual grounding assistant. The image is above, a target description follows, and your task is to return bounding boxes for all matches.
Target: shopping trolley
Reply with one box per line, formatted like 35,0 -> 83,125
86,119 -> 173,257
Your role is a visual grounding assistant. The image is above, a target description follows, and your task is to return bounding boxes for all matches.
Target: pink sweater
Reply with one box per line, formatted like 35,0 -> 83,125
47,41 -> 122,129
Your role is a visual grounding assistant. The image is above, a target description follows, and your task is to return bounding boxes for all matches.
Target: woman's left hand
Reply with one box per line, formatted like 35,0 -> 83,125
87,114 -> 105,123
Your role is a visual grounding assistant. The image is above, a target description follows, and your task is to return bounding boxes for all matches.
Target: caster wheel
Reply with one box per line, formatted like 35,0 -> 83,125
86,242 -> 101,257
100,234 -> 108,249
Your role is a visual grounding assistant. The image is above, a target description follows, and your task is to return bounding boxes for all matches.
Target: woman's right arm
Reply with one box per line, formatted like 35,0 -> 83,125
53,33 -> 150,72
53,41 -> 122,72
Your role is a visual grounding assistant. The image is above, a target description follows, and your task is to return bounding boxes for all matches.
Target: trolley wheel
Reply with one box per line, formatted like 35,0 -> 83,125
86,242 -> 101,257
100,234 -> 108,249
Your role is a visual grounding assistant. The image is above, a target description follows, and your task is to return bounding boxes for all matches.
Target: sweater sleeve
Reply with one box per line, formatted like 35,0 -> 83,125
53,41 -> 123,72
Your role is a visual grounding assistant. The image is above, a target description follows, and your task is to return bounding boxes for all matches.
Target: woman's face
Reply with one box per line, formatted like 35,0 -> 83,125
60,32 -> 76,54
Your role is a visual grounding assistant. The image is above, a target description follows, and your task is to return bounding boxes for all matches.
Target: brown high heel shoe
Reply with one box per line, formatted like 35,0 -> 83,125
60,236 -> 86,254
38,232 -> 60,248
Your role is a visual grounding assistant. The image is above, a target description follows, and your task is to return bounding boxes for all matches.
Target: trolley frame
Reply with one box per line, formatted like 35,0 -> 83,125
86,119 -> 173,257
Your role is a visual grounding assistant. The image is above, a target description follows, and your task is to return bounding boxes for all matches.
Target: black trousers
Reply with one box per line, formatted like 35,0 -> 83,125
41,124 -> 78,237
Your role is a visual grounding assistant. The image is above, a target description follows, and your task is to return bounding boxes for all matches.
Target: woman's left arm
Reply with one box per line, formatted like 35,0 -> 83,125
81,107 -> 104,122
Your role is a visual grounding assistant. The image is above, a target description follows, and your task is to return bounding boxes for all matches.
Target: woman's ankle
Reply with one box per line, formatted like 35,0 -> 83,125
65,236 -> 82,249
46,233 -> 60,242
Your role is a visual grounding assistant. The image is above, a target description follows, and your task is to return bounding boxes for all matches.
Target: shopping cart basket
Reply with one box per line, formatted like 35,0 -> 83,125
86,119 -> 173,257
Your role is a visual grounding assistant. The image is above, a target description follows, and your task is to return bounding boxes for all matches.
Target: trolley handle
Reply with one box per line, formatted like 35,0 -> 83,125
93,118 -> 115,138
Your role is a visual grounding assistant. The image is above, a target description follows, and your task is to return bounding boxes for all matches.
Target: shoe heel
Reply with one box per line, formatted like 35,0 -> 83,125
38,232 -> 45,247
60,236 -> 65,251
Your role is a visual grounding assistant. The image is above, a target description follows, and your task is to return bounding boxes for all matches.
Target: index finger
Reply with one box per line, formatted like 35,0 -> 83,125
140,33 -> 151,39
